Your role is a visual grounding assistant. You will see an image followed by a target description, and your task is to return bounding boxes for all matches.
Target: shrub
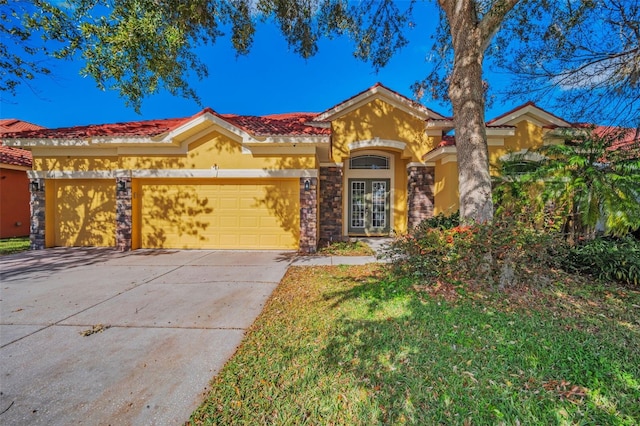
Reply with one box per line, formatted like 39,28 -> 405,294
563,236 -> 640,286
414,211 -> 460,230
384,216 -> 565,288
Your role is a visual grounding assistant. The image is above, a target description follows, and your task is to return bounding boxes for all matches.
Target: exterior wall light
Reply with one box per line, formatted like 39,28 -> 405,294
304,179 -> 311,191
117,180 -> 127,192
30,180 -> 39,192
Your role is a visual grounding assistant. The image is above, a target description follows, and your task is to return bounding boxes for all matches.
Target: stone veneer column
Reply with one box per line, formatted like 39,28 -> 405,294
319,166 -> 343,242
115,176 -> 132,251
29,178 -> 46,250
299,177 -> 318,253
407,165 -> 435,229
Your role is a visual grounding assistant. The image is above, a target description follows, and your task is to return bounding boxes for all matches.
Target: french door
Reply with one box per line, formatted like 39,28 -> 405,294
348,179 -> 390,235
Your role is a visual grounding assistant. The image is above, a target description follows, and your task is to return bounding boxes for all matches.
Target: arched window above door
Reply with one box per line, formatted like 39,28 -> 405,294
349,155 -> 390,170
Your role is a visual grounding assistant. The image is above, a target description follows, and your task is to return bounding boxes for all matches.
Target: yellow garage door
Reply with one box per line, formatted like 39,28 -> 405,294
54,179 -> 116,247
139,179 -> 299,249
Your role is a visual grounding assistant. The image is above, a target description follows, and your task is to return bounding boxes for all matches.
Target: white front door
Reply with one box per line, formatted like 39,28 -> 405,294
348,178 -> 390,235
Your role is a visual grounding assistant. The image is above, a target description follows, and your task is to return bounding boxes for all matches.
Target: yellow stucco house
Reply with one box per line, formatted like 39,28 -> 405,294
2,83 -> 573,252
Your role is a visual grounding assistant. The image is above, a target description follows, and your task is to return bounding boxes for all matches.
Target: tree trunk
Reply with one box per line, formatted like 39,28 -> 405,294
446,9 -> 494,224
438,0 -> 521,223
449,53 -> 493,223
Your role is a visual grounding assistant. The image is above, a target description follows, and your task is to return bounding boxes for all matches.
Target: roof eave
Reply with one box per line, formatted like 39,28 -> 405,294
422,146 -> 457,162
487,103 -> 571,127
245,135 -> 330,144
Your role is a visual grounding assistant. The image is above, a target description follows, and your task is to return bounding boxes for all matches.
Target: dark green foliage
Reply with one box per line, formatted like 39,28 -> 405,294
413,210 -> 460,230
0,0 -> 54,94
563,236 -> 640,286
12,0 -> 415,112
390,210 -> 639,288
494,127 -> 640,243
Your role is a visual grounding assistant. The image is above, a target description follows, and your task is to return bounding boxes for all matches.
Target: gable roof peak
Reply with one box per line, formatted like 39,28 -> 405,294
314,82 -> 449,122
487,101 -> 570,127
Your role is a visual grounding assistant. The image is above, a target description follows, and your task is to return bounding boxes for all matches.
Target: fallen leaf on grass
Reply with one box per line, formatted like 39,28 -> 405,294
542,379 -> 588,403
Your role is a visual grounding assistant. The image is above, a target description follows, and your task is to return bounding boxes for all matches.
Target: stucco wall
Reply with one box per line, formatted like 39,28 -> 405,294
433,159 -> 460,216
0,168 -> 30,238
33,132 -> 317,173
330,99 -> 436,163
489,120 -> 546,167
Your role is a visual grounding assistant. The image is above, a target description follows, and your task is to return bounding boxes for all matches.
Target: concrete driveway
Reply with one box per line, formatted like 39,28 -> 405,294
0,248 -> 294,425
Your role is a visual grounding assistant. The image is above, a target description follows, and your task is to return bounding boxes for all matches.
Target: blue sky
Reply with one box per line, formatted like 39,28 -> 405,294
1,3 -> 523,129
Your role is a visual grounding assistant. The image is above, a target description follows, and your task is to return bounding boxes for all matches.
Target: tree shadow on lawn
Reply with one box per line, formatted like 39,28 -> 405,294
319,268 -> 640,425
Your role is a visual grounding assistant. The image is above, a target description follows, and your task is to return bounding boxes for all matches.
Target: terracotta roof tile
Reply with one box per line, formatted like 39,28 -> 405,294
0,119 -> 42,167
220,113 -> 329,136
1,117 -> 189,140
1,109 -> 328,140
594,126 -> 639,158
0,144 -> 32,167
437,135 -> 456,147
0,119 -> 44,133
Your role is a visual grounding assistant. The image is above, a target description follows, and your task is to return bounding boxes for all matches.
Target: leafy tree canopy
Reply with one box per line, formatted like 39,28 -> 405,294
6,0 -> 416,112
3,0 -> 636,224
7,0 -> 636,125
494,0 -> 640,128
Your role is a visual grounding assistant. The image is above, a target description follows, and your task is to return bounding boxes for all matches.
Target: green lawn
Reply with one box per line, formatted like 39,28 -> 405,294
0,237 -> 30,255
190,265 -> 640,425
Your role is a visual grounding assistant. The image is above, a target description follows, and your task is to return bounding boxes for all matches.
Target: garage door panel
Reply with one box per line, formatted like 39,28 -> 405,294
141,179 -> 299,249
238,234 -> 259,246
55,180 -> 116,247
259,235 -> 278,247
220,198 -> 239,209
239,197 -> 257,209
240,217 -> 259,228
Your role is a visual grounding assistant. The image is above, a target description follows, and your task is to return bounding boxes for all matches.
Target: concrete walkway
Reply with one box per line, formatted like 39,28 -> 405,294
291,237 -> 392,266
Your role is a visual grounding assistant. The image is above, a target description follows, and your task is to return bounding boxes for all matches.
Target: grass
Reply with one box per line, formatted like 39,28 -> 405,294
190,265 -> 640,425
317,240 -> 375,256
0,237 -> 30,255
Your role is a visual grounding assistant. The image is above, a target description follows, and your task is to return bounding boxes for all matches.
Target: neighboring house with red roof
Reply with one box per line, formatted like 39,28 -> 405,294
594,126 -> 640,160
0,119 -> 43,239
2,83 -> 625,251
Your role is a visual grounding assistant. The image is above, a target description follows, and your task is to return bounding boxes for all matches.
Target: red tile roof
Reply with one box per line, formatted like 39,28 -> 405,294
0,119 -> 42,167
593,126 -> 639,159
1,109 -> 328,140
1,117 -> 190,139
0,144 -> 32,167
0,119 -> 44,133
221,113 -> 329,136
437,135 -> 456,147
